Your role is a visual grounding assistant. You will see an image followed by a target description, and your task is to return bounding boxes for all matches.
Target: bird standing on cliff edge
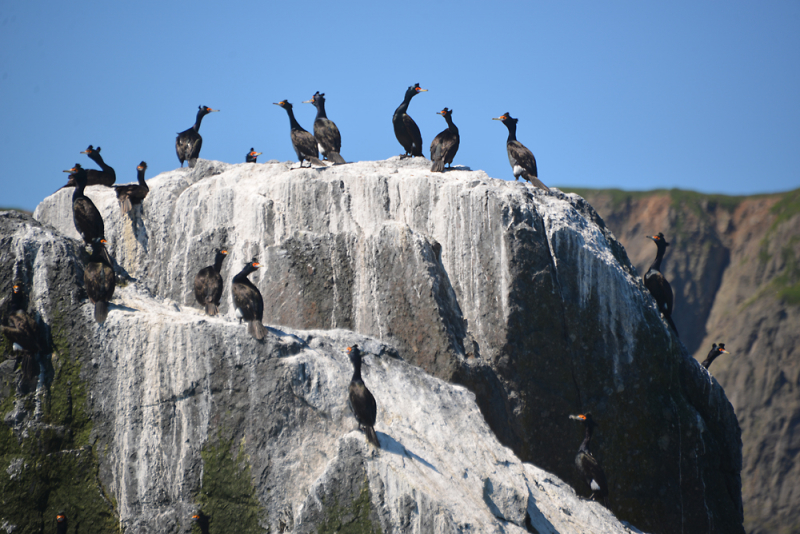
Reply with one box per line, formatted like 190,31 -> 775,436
114,161 -> 149,215
232,259 -> 266,340
176,105 -> 219,168
644,233 -> 678,337
430,107 -> 460,172
345,344 -> 380,448
246,148 -> 262,163
303,91 -> 346,164
569,413 -> 609,506
492,112 -> 549,191
194,249 -> 227,316
66,164 -> 105,245
274,100 -> 325,167
393,83 -> 427,158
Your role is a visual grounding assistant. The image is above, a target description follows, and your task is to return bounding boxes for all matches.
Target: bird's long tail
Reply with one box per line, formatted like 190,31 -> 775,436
95,300 -> 109,324
205,302 -> 218,317
249,320 -> 266,341
431,158 -> 445,173
522,171 -> 550,192
119,197 -> 132,215
665,314 -> 679,337
328,152 -> 346,164
305,156 -> 326,167
366,426 -> 380,448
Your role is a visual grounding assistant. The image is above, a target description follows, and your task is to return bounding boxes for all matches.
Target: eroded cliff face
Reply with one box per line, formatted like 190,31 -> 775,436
565,188 -> 800,534
0,158 -> 743,533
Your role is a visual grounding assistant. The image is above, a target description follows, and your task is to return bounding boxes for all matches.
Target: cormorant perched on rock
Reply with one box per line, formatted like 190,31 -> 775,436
492,113 -> 549,191
393,83 -> 427,158
644,233 -> 678,336
274,100 -> 324,167
114,161 -> 148,215
176,105 -> 219,168
65,164 -> 105,244
192,511 -> 210,534
84,237 -> 115,324
303,92 -> 346,164
61,145 -> 115,188
569,413 -> 609,506
194,249 -> 227,316
56,512 -> 68,534
345,345 -> 379,447
1,283 -> 41,380
232,259 -> 266,340
702,343 -> 730,370
430,107 -> 460,172
246,148 -> 262,163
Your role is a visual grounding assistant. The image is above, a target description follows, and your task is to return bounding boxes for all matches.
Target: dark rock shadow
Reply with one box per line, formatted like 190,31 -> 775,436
109,303 -> 138,314
378,432 -> 438,473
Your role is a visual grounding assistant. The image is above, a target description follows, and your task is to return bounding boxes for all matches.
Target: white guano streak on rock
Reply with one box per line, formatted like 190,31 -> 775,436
536,194 -> 649,383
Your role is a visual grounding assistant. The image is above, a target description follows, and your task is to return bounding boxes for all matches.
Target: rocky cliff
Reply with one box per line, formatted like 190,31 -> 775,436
566,187 -> 800,534
1,158 -> 743,533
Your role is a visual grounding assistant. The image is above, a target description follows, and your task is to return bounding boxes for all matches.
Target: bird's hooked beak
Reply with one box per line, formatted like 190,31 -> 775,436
207,108 -> 220,112
273,101 -> 285,106
251,151 -> 262,157
416,87 -> 428,92
80,147 -> 93,154
569,414 -> 587,421
302,98 -> 314,104
492,115 -> 506,121
63,167 -> 77,173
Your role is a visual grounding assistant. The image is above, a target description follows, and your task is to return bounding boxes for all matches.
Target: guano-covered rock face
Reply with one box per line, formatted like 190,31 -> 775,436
1,158 -> 742,533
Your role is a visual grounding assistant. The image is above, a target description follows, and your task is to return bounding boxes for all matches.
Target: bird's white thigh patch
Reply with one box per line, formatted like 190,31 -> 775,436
12,343 -> 23,352
590,479 -> 601,491
235,308 -> 243,319
318,144 -> 326,155
513,165 -> 525,178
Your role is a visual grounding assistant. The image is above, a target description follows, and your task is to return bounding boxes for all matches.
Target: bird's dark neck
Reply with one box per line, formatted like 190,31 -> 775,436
504,122 -> 518,144
90,153 -> 114,174
314,101 -> 328,121
213,254 -> 225,272
395,94 -> 415,116
9,291 -> 25,313
580,424 -> 593,452
351,357 -> 363,383
445,114 -> 458,134
137,168 -> 146,186
233,266 -> 255,283
649,245 -> 666,273
72,180 -> 87,202
283,107 -> 304,131
194,112 -> 206,132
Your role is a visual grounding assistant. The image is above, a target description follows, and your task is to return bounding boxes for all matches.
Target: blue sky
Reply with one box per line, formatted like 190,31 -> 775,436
1,1 -> 798,211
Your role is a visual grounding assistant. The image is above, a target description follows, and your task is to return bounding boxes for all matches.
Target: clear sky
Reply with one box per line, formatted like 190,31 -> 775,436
1,1 -> 798,211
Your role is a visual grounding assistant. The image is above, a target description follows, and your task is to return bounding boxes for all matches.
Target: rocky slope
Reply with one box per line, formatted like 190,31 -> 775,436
0,158 -> 743,532
566,187 -> 800,534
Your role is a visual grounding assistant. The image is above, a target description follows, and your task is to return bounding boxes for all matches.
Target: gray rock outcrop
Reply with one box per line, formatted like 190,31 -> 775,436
0,157 -> 743,533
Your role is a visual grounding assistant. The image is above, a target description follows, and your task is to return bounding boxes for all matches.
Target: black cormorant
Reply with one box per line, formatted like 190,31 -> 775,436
273,100 -> 324,167
61,145 -> 116,188
303,92 -> 346,164
246,148 -> 262,163
232,259 -> 266,340
194,249 -> 227,316
192,511 -> 210,534
84,237 -> 115,324
56,512 -> 68,534
345,345 -> 379,447
430,107 -> 460,172
176,105 -> 219,168
65,164 -> 105,244
569,413 -> 609,506
1,283 -> 41,380
701,343 -> 730,369
644,233 -> 678,336
492,113 -> 549,191
393,83 -> 427,158
114,161 -> 149,215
